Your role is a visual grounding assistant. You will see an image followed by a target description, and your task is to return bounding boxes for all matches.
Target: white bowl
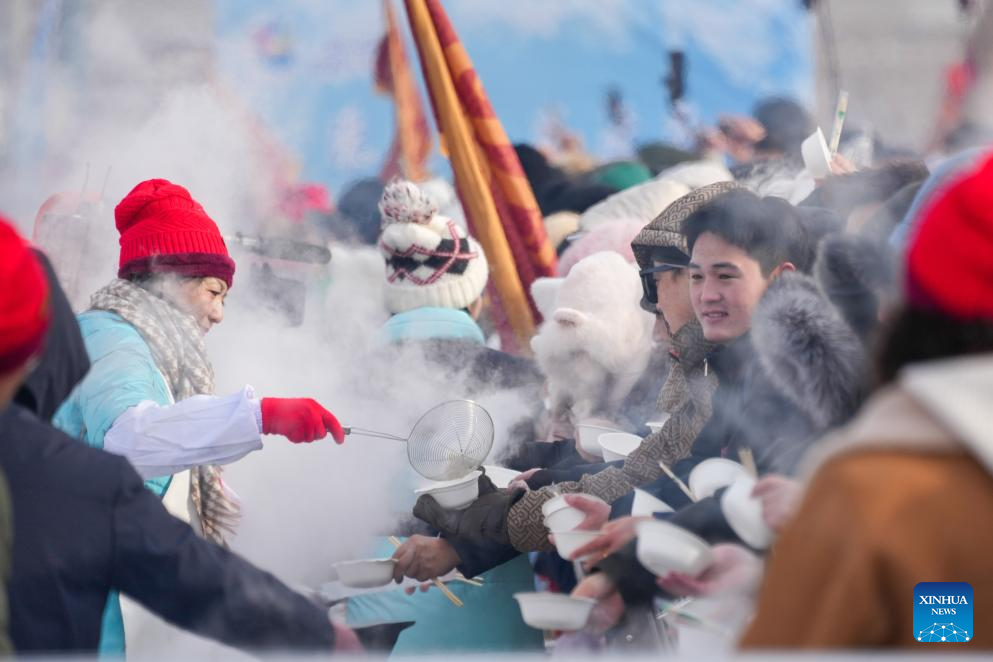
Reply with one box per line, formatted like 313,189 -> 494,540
543,505 -> 585,533
483,465 -> 519,489
598,432 -> 643,462
414,470 -> 481,510
550,529 -> 602,561
635,519 -> 714,577
541,494 -> 570,518
720,475 -> 774,549
631,488 -> 674,516
576,420 -> 621,457
332,558 -> 397,588
514,592 -> 597,631
646,415 -> 670,434
801,127 -> 832,178
688,458 -> 750,500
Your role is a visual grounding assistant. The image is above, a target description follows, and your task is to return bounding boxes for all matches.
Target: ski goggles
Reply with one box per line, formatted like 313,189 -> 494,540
639,263 -> 686,313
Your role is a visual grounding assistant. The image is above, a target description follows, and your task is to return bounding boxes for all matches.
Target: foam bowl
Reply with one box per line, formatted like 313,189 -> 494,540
598,432 -> 643,462
332,558 -> 397,589
635,519 -> 714,577
414,470 -> 481,510
689,458 -> 750,500
576,420 -> 621,457
646,415 -> 670,434
720,475 -> 774,550
541,493 -> 596,533
514,592 -> 597,631
483,465 -> 519,489
550,529 -> 603,561
801,127 -> 832,179
631,488 -> 674,517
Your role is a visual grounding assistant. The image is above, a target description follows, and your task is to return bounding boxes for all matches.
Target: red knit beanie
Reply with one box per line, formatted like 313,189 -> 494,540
116,179 -> 235,287
906,152 -> 993,320
0,216 -> 50,374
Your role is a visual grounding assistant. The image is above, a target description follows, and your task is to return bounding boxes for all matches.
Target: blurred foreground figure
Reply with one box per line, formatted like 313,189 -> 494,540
742,153 -> 993,648
0,216 -> 52,655
0,217 -> 359,654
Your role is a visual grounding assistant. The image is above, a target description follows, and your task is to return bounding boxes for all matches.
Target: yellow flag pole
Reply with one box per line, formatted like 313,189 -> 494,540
405,0 -> 535,347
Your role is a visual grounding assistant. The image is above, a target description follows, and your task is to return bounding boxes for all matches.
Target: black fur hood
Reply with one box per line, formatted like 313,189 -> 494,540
751,271 -> 866,431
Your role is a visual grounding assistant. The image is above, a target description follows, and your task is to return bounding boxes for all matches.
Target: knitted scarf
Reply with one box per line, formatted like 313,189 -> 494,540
90,278 -> 240,546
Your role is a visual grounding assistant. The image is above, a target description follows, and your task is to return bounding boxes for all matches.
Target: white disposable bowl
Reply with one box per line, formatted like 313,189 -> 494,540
720,475 -> 774,549
635,519 -> 714,577
332,558 -> 397,588
689,458 -> 750,500
646,415 -> 671,434
541,494 -> 570,518
483,465 -> 519,489
631,488 -> 674,517
576,421 -> 621,457
550,529 -> 602,561
543,505 -> 585,533
414,470 -> 481,510
514,592 -> 597,631
801,127 -> 832,178
598,432 -> 643,462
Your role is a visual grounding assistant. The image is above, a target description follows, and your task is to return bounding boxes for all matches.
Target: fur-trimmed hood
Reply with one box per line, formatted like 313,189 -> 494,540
814,232 -> 897,341
751,271 -> 866,431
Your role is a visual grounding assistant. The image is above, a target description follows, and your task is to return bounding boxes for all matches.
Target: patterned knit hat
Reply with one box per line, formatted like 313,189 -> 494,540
631,181 -> 744,271
115,179 -> 235,288
378,180 -> 488,314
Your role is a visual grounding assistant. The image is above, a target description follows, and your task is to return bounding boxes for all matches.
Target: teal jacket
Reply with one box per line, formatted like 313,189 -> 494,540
54,311 -> 175,656
346,307 -> 541,655
380,307 -> 486,345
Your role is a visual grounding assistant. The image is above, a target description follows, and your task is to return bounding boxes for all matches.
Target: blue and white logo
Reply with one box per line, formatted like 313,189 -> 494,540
914,582 -> 973,643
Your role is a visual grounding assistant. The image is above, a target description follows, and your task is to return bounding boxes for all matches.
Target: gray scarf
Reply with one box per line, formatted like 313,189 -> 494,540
90,278 -> 240,546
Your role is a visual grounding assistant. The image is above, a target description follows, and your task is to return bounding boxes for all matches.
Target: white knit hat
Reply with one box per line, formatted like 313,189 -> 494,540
378,180 -> 489,314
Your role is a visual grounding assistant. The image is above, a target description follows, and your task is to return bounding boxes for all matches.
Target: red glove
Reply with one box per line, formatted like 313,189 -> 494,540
260,398 -> 345,444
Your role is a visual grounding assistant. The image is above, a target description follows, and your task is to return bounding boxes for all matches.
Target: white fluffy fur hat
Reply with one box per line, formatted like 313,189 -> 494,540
531,251 -> 654,375
378,180 -> 489,314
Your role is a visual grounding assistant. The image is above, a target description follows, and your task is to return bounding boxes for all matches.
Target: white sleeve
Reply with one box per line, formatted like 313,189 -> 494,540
103,385 -> 264,479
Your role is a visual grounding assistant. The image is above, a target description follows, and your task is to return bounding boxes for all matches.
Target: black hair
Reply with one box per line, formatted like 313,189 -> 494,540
799,160 -> 929,220
875,307 -> 993,385
683,190 -> 806,275
752,97 -> 813,158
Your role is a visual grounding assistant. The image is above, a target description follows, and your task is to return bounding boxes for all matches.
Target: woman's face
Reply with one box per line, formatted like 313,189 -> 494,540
163,276 -> 228,334
652,268 -> 694,344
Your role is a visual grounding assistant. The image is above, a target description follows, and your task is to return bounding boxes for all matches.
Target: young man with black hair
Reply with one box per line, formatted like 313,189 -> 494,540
582,188 -> 864,610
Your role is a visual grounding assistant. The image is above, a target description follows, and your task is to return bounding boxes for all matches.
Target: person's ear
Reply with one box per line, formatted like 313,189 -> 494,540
769,262 -> 796,280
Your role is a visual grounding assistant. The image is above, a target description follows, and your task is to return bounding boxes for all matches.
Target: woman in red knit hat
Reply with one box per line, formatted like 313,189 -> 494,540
51,179 -> 346,654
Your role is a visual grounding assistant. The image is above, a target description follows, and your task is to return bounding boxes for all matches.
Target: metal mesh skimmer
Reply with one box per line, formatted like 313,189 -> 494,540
344,400 -> 494,481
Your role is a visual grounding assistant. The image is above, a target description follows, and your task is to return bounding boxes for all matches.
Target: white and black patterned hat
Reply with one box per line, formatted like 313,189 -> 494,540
378,180 -> 489,314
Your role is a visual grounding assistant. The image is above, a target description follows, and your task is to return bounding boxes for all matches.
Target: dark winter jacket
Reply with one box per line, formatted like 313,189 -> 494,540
598,273 -> 866,604
644,273 -> 865,508
2,253 -> 336,653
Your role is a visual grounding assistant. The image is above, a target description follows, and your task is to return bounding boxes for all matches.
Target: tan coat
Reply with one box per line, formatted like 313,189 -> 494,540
741,355 -> 993,649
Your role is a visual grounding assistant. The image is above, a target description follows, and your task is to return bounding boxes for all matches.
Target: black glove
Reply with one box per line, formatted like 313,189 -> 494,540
413,472 -> 525,547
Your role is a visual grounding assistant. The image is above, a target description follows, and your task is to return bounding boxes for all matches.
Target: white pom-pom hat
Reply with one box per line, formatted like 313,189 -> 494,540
378,180 -> 489,314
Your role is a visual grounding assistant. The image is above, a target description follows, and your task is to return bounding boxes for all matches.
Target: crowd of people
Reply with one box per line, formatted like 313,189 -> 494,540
2,78 -> 993,657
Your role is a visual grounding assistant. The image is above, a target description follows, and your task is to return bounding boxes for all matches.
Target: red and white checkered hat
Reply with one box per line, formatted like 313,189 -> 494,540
378,180 -> 488,314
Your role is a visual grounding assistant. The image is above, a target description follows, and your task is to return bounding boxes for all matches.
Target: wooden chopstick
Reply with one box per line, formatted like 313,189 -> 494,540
388,536 -> 464,607
738,448 -> 758,478
658,462 -> 696,502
